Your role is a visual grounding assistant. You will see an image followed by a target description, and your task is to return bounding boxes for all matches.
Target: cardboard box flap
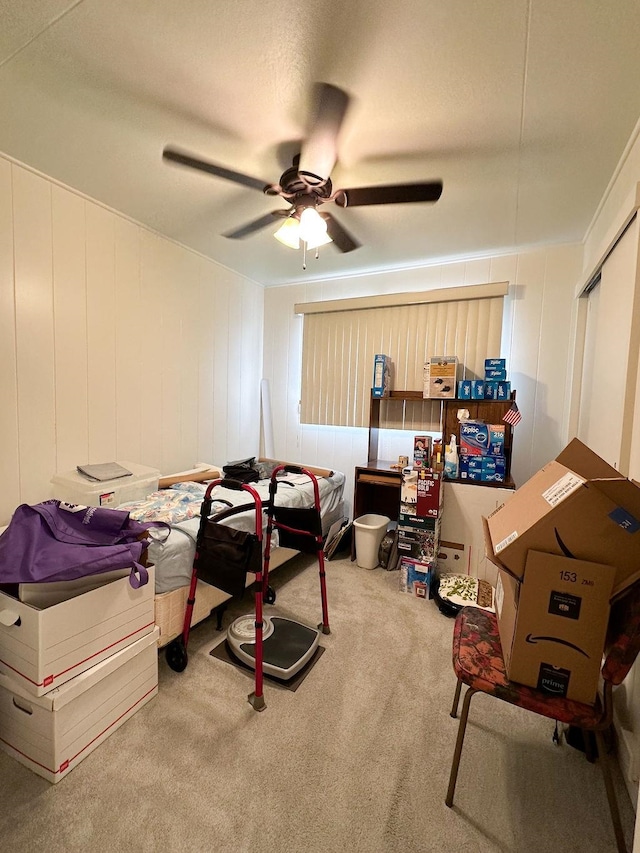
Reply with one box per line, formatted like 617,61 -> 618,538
482,515 -> 517,577
589,478 -> 640,525
555,437 -> 620,481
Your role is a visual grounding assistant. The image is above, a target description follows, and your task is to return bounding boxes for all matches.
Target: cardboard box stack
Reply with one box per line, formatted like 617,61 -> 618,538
483,438 -> 640,704
0,536 -> 159,782
398,447 -> 444,597
458,421 -> 507,483
457,358 -> 512,401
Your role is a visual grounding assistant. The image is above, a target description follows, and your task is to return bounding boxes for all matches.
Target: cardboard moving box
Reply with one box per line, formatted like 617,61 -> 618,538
0,627 -> 159,783
485,438 -> 640,597
0,566 -> 155,696
493,552 -> 614,704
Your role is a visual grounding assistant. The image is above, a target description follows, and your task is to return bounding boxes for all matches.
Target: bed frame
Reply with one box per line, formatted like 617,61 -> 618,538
151,459 -> 341,648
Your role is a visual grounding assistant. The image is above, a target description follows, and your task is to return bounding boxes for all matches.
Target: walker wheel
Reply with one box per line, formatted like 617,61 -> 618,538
264,586 -> 276,605
166,638 -> 188,672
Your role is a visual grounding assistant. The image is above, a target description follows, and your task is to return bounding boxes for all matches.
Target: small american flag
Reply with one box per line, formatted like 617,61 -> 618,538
503,401 -> 522,427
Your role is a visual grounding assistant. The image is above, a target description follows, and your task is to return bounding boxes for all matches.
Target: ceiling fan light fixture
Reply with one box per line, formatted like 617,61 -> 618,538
298,206 -> 329,246
274,216 -> 301,249
304,229 -> 333,250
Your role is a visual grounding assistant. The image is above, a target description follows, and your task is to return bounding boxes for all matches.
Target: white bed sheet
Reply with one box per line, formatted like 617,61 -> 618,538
146,471 -> 345,594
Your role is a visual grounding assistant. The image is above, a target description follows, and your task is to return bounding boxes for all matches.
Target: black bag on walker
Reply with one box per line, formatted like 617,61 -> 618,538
196,520 -> 261,597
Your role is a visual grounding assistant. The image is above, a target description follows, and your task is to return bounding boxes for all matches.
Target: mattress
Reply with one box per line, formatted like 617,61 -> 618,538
137,471 -> 345,595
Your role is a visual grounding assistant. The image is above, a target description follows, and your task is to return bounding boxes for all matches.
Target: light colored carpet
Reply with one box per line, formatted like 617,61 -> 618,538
0,553 -> 635,852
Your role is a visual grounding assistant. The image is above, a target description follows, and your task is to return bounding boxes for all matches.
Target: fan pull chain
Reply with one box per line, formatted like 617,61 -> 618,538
302,241 -> 307,270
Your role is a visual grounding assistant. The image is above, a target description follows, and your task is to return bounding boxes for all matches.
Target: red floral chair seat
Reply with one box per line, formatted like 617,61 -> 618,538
446,582 -> 640,853
452,606 -> 603,728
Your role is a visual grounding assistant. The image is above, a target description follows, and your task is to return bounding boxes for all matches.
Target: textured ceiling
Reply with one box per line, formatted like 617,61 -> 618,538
1,0 -> 640,285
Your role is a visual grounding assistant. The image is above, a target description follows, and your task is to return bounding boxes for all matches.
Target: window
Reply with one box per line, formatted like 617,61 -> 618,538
296,282 -> 507,427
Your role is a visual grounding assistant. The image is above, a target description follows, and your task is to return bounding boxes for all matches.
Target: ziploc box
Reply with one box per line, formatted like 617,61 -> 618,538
485,358 -> 506,371
372,354 -> 391,398
470,380 -> 485,400
460,421 -> 489,455
480,456 -> 506,482
484,381 -> 512,400
457,380 -> 472,400
485,368 -> 507,381
484,437 -> 640,597
488,424 -> 505,455
493,552 -> 614,704
425,356 -> 458,398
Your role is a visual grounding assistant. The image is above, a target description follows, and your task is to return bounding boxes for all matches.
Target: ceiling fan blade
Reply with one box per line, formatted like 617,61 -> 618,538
336,181 -> 443,207
163,147 -> 268,192
299,83 -> 350,182
223,210 -> 288,240
321,212 -> 360,253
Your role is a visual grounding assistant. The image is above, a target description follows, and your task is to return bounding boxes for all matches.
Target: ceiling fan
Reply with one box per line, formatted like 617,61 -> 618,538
163,83 -> 443,259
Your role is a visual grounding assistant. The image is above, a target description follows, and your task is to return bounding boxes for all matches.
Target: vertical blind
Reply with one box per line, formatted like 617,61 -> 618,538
297,283 -> 507,427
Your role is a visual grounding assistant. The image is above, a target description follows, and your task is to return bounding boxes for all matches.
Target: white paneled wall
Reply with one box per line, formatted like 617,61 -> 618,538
264,244 -> 582,514
0,156 -> 264,526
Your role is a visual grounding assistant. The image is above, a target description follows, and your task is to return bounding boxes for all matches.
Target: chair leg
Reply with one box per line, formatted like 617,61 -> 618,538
445,685 -> 477,807
594,729 -> 628,853
450,678 -> 463,718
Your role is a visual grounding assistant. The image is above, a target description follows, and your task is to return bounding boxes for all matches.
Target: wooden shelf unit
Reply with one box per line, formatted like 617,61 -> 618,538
355,390 -> 516,521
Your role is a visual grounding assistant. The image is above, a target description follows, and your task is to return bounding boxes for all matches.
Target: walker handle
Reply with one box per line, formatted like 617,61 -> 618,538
221,478 -> 251,491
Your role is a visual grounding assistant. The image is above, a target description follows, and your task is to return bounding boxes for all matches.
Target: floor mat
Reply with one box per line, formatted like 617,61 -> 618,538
209,639 -> 325,692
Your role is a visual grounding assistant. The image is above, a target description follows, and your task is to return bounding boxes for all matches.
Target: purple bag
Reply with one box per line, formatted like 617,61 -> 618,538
0,501 -> 168,589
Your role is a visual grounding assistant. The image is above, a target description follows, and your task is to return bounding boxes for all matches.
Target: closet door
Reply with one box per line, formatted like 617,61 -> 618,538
577,215 -> 639,471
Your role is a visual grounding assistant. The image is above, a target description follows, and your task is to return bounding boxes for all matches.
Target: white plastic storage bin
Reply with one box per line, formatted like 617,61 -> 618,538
51,461 -> 160,508
353,514 -> 390,569
0,567 -> 156,696
0,627 -> 159,783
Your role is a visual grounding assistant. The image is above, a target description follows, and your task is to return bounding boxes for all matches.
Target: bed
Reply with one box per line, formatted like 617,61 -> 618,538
116,460 -> 345,647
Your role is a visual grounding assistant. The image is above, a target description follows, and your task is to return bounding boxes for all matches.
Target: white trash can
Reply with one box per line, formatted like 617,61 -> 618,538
353,514 -> 391,569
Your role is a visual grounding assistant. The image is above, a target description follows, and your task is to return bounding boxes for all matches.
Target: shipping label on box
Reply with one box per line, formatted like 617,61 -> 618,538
460,421 -> 489,455
495,552 -> 615,704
